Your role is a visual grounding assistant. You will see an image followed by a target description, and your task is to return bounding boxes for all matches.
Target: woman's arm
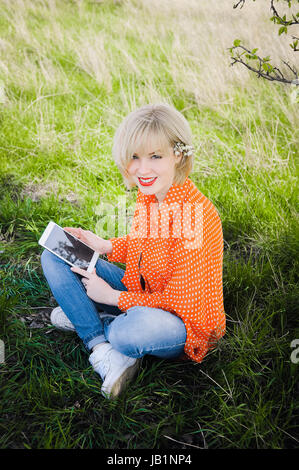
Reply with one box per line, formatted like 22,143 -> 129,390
106,235 -> 129,264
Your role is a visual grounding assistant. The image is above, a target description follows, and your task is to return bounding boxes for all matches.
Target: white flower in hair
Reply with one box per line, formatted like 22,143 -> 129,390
173,142 -> 194,157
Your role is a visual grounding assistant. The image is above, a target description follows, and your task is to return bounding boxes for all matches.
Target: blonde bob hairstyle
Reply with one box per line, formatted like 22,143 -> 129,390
112,103 -> 194,190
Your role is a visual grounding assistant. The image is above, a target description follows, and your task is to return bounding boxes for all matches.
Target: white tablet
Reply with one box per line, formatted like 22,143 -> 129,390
38,221 -> 99,272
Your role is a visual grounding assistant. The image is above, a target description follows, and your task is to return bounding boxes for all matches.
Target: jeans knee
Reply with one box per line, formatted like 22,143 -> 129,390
41,249 -> 65,275
106,308 -> 187,359
41,249 -> 52,269
107,318 -> 141,357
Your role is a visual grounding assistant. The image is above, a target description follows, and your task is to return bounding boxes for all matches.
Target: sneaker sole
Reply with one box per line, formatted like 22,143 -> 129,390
52,323 -> 76,332
102,358 -> 141,399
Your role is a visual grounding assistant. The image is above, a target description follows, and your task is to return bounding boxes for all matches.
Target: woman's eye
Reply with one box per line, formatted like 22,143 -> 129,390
131,155 -> 162,160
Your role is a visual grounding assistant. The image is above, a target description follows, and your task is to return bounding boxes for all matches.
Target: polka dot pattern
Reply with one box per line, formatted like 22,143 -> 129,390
107,178 -> 226,363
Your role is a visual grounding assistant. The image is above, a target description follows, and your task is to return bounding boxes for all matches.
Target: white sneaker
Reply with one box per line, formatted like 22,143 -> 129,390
89,342 -> 141,399
50,307 -> 76,332
50,307 -> 117,332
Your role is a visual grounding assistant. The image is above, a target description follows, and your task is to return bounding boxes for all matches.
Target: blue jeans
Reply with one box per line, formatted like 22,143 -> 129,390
41,250 -> 186,359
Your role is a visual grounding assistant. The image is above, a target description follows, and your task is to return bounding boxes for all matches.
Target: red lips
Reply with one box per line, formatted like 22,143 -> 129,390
138,177 -> 157,186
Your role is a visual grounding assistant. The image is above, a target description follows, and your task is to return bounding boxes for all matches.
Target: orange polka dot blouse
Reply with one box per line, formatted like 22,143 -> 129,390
107,177 -> 226,363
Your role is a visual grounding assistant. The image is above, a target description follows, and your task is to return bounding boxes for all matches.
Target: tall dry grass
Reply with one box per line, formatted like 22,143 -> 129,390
0,0 -> 297,185
0,0 -> 296,102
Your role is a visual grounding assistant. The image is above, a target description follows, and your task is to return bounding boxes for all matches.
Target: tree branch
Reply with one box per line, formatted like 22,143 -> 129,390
233,0 -> 246,9
230,44 -> 298,84
270,0 -> 299,26
231,0 -> 299,84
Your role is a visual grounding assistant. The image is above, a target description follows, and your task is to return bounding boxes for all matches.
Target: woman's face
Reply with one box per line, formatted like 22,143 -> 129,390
127,134 -> 182,203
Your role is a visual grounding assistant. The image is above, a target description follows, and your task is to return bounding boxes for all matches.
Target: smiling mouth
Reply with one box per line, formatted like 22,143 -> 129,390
138,177 -> 157,186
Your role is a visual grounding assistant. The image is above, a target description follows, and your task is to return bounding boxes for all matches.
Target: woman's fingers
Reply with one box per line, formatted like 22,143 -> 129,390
71,267 -> 97,289
64,227 -> 79,237
64,227 -> 89,244
70,266 -> 91,278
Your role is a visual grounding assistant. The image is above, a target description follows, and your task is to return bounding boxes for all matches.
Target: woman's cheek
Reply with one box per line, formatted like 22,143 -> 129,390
127,162 -> 136,174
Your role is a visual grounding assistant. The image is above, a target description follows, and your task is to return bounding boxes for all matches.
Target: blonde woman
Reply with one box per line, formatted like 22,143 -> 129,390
41,103 -> 226,399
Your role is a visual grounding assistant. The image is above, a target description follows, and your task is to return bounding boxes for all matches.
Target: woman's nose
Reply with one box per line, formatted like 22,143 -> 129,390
137,159 -> 152,175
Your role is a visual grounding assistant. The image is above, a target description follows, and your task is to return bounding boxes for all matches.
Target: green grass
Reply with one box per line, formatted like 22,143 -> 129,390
0,0 -> 298,449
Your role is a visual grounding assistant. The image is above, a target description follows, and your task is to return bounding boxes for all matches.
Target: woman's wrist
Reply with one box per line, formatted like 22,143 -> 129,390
110,290 -> 121,306
105,239 -> 113,254
94,237 -> 113,254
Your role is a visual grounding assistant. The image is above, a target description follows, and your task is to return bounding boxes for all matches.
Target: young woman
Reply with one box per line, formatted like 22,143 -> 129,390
41,103 -> 226,399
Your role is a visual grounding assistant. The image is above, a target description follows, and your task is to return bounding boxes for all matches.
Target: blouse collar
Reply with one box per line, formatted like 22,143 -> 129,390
138,177 -> 191,207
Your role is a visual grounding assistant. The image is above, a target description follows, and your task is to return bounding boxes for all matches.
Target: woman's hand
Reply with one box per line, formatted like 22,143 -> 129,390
70,266 -> 121,306
63,227 -> 112,255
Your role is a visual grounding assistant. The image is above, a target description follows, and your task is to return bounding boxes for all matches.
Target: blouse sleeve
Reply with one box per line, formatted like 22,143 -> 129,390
106,236 -> 129,264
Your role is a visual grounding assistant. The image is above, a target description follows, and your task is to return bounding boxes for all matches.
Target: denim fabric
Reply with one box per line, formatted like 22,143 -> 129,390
41,249 -> 186,358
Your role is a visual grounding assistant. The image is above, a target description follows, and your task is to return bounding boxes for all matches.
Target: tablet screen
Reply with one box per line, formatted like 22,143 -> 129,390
44,225 -> 95,269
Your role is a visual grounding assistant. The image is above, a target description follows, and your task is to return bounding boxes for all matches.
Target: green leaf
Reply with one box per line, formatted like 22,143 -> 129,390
245,53 -> 258,60
233,39 -> 241,47
262,63 -> 268,72
279,26 -> 287,35
262,63 -> 273,74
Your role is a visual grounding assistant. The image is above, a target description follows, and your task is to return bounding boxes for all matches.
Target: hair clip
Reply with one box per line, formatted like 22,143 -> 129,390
173,142 -> 194,157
